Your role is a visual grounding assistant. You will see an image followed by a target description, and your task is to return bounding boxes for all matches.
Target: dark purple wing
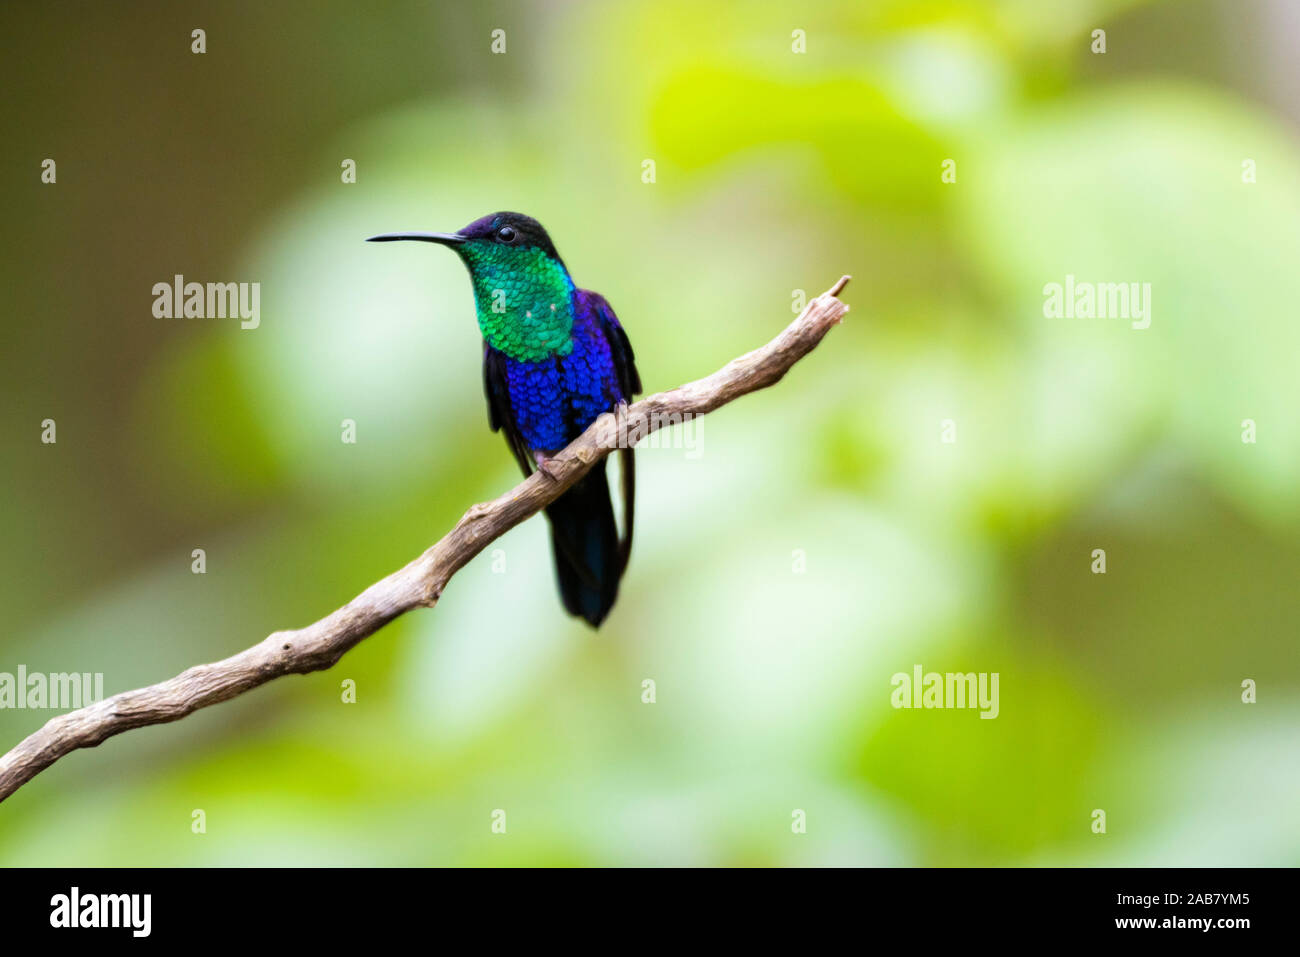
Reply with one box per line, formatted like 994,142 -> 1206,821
482,342 -> 533,479
583,290 -> 641,403
580,289 -> 640,571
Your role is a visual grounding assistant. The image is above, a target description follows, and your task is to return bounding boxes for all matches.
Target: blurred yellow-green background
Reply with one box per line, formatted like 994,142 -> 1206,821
2,0 -> 1298,866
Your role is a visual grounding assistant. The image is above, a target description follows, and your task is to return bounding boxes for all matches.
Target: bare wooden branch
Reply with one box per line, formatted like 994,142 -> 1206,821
0,276 -> 851,804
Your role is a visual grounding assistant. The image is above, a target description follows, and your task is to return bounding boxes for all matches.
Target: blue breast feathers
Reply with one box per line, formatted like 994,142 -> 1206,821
504,306 -> 622,452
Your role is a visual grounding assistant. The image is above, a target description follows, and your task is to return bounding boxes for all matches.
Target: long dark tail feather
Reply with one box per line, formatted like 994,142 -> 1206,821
546,462 -> 624,627
618,446 -> 635,572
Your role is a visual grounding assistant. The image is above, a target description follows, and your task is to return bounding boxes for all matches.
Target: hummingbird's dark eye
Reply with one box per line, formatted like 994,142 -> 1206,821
497,226 -> 517,243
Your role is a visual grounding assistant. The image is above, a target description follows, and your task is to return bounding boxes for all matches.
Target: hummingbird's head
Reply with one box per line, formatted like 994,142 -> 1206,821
366,211 -> 566,275
367,212 -> 577,361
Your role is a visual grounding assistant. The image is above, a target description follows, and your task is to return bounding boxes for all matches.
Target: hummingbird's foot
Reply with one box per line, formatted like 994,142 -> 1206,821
533,451 -> 562,482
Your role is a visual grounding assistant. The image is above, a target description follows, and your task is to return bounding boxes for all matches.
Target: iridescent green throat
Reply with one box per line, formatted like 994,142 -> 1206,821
460,243 -> 575,362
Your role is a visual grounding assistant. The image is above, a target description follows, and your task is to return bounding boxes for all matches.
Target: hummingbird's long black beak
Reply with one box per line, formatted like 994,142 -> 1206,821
365,231 -> 466,246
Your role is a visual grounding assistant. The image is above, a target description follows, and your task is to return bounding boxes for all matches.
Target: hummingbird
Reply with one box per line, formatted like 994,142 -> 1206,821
368,212 -> 641,627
